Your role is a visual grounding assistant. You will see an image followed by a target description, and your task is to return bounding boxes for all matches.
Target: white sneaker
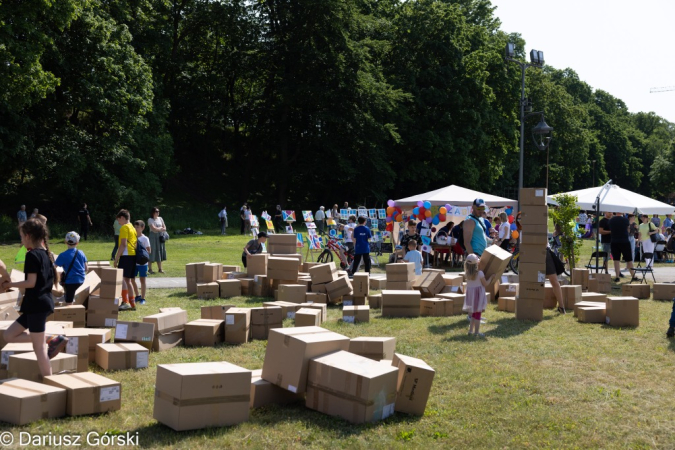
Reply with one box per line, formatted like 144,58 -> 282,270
119,302 -> 132,311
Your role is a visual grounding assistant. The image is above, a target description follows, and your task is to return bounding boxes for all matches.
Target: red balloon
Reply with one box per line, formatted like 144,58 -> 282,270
508,215 -> 515,224
418,207 -> 426,217
439,214 -> 447,222
431,227 -> 437,232
386,222 -> 394,232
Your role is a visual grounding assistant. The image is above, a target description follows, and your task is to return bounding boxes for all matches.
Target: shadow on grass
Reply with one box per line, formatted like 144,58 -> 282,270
427,320 -> 469,335
167,291 -> 192,298
440,315 -> 551,342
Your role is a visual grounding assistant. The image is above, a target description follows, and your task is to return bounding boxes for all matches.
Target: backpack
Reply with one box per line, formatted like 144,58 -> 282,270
456,215 -> 486,250
136,240 -> 149,265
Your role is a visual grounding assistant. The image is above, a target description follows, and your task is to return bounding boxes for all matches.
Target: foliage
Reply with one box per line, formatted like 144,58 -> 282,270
549,194 -> 581,268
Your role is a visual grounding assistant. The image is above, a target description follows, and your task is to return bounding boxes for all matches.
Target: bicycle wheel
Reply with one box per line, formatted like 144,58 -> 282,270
509,253 -> 519,274
317,250 -> 333,264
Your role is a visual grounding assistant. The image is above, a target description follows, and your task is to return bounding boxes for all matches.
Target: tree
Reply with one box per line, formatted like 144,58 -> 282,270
549,194 -> 581,269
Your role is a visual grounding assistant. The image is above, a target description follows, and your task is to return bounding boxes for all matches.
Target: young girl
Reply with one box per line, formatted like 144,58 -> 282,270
463,254 -> 495,337
2,219 -> 68,378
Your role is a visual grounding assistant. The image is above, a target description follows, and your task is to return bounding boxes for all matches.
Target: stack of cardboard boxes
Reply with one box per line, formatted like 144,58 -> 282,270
385,263 -> 416,290
515,188 -> 548,321
86,269 -> 117,327
143,309 -> 188,351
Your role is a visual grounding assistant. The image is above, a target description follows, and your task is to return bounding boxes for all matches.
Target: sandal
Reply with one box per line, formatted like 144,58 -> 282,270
147,270 -> 155,275
158,270 -> 165,274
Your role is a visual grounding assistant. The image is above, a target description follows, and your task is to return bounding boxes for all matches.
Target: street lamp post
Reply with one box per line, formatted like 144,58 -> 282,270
591,160 -> 596,187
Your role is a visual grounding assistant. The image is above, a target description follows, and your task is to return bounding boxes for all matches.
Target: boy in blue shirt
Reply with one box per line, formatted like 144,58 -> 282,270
403,239 -> 423,275
350,216 -> 372,275
55,232 -> 88,305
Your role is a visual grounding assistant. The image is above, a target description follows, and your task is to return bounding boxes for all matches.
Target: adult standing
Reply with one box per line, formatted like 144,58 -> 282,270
608,212 -> 636,281
273,205 -> 284,233
497,212 -> 511,251
462,199 -> 488,256
218,207 -> 228,235
30,208 -> 39,219
315,206 -> 326,235
111,218 -> 121,260
598,212 -> 612,271
77,203 -> 92,241
331,204 -> 339,225
17,205 -> 27,227
638,214 -> 658,268
148,207 -> 167,274
243,206 -> 252,236
240,203 -> 248,235
663,214 -> 673,233
628,214 -> 638,262
651,214 -> 661,229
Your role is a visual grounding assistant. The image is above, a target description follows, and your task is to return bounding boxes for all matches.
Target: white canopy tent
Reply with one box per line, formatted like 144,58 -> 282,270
548,183 -> 675,215
395,185 -> 518,208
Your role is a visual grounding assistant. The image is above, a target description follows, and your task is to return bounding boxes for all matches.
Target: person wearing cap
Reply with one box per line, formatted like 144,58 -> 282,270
463,199 -> 489,256
315,206 -> 326,235
55,232 -> 88,305
242,232 -> 267,268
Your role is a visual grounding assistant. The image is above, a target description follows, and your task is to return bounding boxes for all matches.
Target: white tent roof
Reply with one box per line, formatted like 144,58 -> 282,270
395,185 -> 517,208
548,184 -> 675,215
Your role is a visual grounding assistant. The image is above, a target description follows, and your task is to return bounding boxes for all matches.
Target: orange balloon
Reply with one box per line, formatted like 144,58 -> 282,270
386,206 -> 394,215
439,207 -> 447,214
396,214 -> 403,222
512,230 -> 520,239
425,210 -> 432,218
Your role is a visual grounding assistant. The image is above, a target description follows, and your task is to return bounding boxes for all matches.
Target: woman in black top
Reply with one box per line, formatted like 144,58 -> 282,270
2,219 -> 69,377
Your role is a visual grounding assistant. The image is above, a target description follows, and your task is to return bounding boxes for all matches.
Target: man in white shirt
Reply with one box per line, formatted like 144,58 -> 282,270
315,206 -> 326,235
218,207 -> 228,235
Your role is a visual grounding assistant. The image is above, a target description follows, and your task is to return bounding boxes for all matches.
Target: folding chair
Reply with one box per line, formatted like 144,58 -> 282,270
654,240 -> 667,263
585,251 -> 609,274
633,252 -> 656,284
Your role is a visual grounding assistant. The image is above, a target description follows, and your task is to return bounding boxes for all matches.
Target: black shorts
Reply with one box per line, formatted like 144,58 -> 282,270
611,242 -> 632,262
16,311 -> 51,333
64,283 -> 83,304
545,249 -> 556,276
118,255 -> 137,278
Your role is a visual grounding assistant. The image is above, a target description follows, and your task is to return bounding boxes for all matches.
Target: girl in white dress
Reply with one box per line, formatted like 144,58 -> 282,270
463,254 -> 495,337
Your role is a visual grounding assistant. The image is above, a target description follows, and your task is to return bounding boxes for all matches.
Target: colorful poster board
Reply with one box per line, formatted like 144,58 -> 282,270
308,234 -> 322,250
348,209 -> 358,218
368,209 -> 377,219
282,211 -> 296,222
261,211 -> 271,221
296,233 -> 304,247
306,222 -> 317,229
340,209 -> 348,220
250,215 -> 259,228
265,220 -> 275,230
327,218 -> 336,226
358,209 -> 368,218
378,209 -> 387,219
302,211 -> 314,222
285,225 -> 294,233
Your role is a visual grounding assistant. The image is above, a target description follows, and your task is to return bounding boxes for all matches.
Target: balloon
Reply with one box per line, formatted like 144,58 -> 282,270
508,215 -> 514,224
417,201 -> 424,208
505,207 -> 513,215
445,204 -> 452,210
432,216 -> 440,225
431,227 -> 437,232
510,223 -> 517,231
439,207 -> 447,214
425,210 -> 432,218
387,199 -> 395,207
512,230 -> 519,239
423,201 -> 432,209
439,214 -> 446,222
412,207 -> 419,215
386,216 -> 392,223
418,207 -> 425,217
396,215 -> 404,222
425,217 -> 433,224
395,206 -> 402,213
387,206 -> 395,215
386,223 -> 394,232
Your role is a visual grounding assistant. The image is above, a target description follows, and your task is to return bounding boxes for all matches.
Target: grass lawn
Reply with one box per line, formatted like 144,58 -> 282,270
1,232 -> 675,448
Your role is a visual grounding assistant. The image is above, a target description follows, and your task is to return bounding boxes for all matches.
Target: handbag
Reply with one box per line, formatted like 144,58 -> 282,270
649,223 -> 658,243
548,247 -> 565,276
60,250 -> 79,287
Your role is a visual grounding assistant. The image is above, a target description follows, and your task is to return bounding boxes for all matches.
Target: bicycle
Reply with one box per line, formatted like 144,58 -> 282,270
317,236 -> 354,270
507,242 -> 520,274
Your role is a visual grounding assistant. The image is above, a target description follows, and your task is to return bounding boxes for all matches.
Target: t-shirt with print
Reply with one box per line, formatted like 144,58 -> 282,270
353,225 -> 372,255
136,235 -> 150,266
55,248 -> 88,284
344,223 -> 356,243
21,249 -> 55,314
119,223 -> 137,256
403,250 -> 423,275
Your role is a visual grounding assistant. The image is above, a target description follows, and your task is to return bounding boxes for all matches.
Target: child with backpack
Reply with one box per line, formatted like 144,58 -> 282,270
55,232 -> 88,305
134,220 -> 151,305
463,253 -> 495,337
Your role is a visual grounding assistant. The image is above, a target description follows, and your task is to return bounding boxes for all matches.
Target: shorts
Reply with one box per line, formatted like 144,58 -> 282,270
135,265 -> 148,278
64,283 -> 82,304
611,242 -> 632,263
545,249 -> 556,276
602,243 -> 611,262
118,255 -> 136,278
16,311 -> 51,333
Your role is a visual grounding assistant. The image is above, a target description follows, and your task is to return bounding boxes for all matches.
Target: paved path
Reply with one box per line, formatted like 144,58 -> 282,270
146,277 -> 187,289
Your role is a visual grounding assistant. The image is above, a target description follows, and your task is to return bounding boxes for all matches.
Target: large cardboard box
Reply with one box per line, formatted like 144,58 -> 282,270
1,343 -> 33,370
392,353 -> 435,416
95,343 -> 149,371
263,301 -> 299,319
518,282 -> 545,300
343,305 -> 370,323
309,263 -> 337,285
185,319 -> 224,346
268,234 -> 298,254
278,284 -> 308,303
63,329 -> 90,372
247,254 -> 269,277
349,337 -> 396,361
498,296 -> 516,312
326,276 -> 353,301
581,292 -> 608,303
606,296 -> 639,327
196,282 -> 219,299
577,306 -> 607,323
442,274 -> 463,286
0,290 -> 20,308
588,273 -> 612,294
99,268 -> 123,299
499,283 -> 519,298
143,310 -> 188,335
225,307 -> 251,344
297,303 -> 327,323
561,285 -> 582,309
0,378 -> 66,424
295,308 -> 322,327
520,230 -> 549,245
420,298 -> 450,317
382,290 -> 421,317
515,298 -> 543,321
519,244 -> 547,265
250,307 -> 283,340
201,305 -> 234,320
479,245 -> 513,283
370,278 -> 387,290
368,294 -> 382,309
519,206 -> 548,225
543,284 -> 557,309
202,263 -> 222,283
86,297 -> 119,328
48,305 -> 86,328
267,257 -> 300,281
250,369 -> 303,408
45,321 -> 73,334
386,281 -> 414,290
621,283 -> 650,299
653,283 -> 675,300
217,279 -> 241,298
8,352 -> 77,382
114,321 -> 155,351
305,293 -> 327,304
262,327 -> 350,394
82,328 -> 111,362
154,362 -> 251,431
519,262 -> 547,284
573,301 -> 606,317
0,321 -> 12,350
306,351 -> 397,424
441,284 -> 465,295
43,372 -> 121,416
73,270 -> 101,306
436,293 -> 465,315
413,272 -> 445,298
386,263 -> 415,282
252,275 -> 271,297
520,187 -> 547,206
352,273 -> 370,297
571,268 -> 590,290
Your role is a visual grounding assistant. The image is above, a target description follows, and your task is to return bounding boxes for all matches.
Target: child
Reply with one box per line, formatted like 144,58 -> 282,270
54,232 -> 88,305
403,239 -> 423,275
463,254 -> 495,337
114,209 -> 139,311
134,220 -> 151,305
2,219 -> 69,379
351,216 -> 372,275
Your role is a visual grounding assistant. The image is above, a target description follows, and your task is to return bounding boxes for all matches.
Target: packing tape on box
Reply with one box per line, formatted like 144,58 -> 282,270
69,373 -> 105,412
354,352 -> 386,360
157,326 -> 185,336
154,389 -> 249,407
8,384 -> 51,418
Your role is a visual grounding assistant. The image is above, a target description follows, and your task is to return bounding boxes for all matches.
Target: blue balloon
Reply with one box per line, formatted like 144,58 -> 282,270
423,201 -> 432,209
510,223 -> 517,231
432,216 -> 440,225
505,207 -> 513,215
413,207 -> 420,215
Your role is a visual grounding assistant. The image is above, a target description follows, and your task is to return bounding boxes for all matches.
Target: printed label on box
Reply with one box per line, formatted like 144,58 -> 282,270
66,337 -> 79,355
136,352 -> 149,368
382,403 -> 395,419
116,324 -> 128,340
501,275 -> 508,283
142,336 -> 152,342
306,300 -> 313,304
343,315 -> 355,323
507,285 -> 516,292
114,298 -> 119,305
538,272 -> 546,283
226,315 -> 235,325
343,300 -> 353,306
288,385 -> 297,393
100,386 -> 120,402
1,351 -> 13,366
287,312 -> 295,319
535,189 -> 544,197
105,318 -> 117,327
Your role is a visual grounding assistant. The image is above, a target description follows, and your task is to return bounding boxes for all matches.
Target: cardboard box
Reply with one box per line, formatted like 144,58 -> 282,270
573,301 -> 606,317
305,293 -> 327,304
588,273 -> 612,294
252,275 -> 271,297
413,272 -> 445,298
1,343 -> 33,370
263,301 -> 298,319
43,372 -> 121,416
201,305 -> 234,320
296,308 -> 322,327
441,284 -> 465,295
246,254 -> 269,277
352,273 -> 370,296
62,329 -> 90,372
520,229 -> 549,245
572,269 -> 590,290
297,303 -> 327,323
143,310 -> 189,335
516,282 -> 545,301
225,307 -> 251,344
73,270 -> 101,306
267,257 -> 300,281
562,285 -> 582,309
606,296 -> 639,327
309,263 -> 337,285
370,278 -> 386,290
499,283 -> 519,298
0,304 -> 19,321
222,265 -> 241,273
386,263 -> 415,282
154,362 -> 251,431
202,263 -> 222,283
48,305 -> 86,328
479,245 -> 514,282
98,268 -> 123,299
262,326 -> 350,394
498,296 -> 516,312
577,306 -> 607,323
392,353 -> 435,416
519,244 -> 547,265
82,328 -> 111,362
0,321 -> 12,350
349,337 -> 396,361
520,187 -> 547,206
420,298 -> 450,317
306,350 -> 397,424
368,294 -> 382,309
114,321 -> 155,351
653,283 -> 675,300
326,276 -> 353,301
436,293 -> 466,315
543,284 -> 557,309
250,307 -> 283,340
519,206 -> 548,225
267,234 -> 298,254
8,352 -> 78,382
0,290 -> 20,308
160,307 -> 185,313
278,284 -> 308,303
621,283 -> 650,299
216,279 -> 241,298
250,369 -> 303,408
0,378 -> 66,424
310,282 -> 327,294
515,298 -> 543,321
45,321 -> 73,334
500,273 -> 519,284
581,292 -> 608,303
386,281 -> 414,290
382,290 -> 421,317
185,319 -> 224,346
343,305 -> 370,323
153,331 -> 184,352
519,262 -> 547,284
95,343 -> 149,371
442,274 -> 463,286
86,297 -> 119,328
196,282 -> 219,299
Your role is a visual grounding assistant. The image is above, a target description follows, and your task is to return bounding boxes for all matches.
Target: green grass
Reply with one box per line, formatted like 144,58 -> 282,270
2,232 -> 675,448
